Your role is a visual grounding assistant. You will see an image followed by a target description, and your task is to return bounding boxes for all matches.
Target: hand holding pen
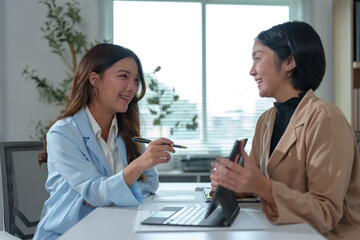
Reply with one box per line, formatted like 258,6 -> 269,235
129,137 -> 177,170
123,137 -> 177,187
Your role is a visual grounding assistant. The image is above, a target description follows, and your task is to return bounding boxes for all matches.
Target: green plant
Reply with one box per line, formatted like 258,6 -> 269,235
22,0 -> 104,139
147,67 -> 198,136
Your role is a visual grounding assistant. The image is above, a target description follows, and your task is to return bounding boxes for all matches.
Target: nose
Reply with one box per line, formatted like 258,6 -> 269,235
128,79 -> 138,93
249,63 -> 256,76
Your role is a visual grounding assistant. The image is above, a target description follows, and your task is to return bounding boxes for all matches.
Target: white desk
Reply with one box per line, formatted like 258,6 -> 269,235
59,183 -> 325,240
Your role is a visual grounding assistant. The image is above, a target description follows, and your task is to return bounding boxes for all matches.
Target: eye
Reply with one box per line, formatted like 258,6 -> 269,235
252,57 -> 260,63
118,74 -> 128,79
134,78 -> 140,86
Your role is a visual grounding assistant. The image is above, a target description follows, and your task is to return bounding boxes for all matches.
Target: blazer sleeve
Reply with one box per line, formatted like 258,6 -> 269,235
261,112 -> 356,233
134,142 -> 159,197
47,123 -> 153,207
137,167 -> 159,197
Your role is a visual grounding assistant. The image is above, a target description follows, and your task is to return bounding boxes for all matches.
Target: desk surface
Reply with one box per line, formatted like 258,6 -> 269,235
59,183 -> 325,240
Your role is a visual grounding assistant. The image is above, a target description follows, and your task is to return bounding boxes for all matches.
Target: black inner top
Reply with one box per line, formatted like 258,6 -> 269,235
270,91 -> 306,157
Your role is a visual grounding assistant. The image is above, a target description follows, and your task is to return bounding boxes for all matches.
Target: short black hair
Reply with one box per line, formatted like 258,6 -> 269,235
256,21 -> 326,91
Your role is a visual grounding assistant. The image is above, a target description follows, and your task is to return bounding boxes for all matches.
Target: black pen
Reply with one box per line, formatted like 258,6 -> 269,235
131,137 -> 187,149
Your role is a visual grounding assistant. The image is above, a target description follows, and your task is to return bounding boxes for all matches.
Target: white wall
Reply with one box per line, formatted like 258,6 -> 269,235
0,0 -> 100,231
0,0 -> 5,229
0,0 -> 5,141
0,0 -> 99,141
312,0 -> 334,103
0,0 -> 334,142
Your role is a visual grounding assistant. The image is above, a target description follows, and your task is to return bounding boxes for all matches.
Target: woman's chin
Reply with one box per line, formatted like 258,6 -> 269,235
116,106 -> 128,113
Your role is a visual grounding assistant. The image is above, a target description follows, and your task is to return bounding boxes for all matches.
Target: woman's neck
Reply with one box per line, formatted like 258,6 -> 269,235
87,103 -> 114,141
275,84 -> 302,103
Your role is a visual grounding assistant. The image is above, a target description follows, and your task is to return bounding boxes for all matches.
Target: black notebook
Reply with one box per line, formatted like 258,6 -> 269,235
141,139 -> 248,227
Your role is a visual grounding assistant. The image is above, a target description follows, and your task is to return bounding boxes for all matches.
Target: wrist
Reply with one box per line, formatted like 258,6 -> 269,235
260,177 -> 275,206
123,158 -> 145,187
128,157 -> 146,175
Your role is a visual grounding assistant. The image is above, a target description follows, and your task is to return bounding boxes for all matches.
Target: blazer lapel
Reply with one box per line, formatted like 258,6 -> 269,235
265,90 -> 315,178
266,125 -> 297,178
86,136 -> 111,175
260,110 -> 275,177
73,109 -> 111,175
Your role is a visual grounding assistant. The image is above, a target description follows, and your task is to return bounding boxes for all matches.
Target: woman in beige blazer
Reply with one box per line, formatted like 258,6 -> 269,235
210,21 -> 360,240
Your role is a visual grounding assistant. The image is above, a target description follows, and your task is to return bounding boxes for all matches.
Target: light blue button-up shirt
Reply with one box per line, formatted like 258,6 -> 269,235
34,109 -> 159,240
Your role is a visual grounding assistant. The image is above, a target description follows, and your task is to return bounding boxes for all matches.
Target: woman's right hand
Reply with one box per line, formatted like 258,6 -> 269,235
123,138 -> 175,187
137,137 -> 176,170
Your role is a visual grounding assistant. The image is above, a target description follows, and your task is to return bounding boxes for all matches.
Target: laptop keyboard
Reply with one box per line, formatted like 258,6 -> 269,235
163,207 -> 208,225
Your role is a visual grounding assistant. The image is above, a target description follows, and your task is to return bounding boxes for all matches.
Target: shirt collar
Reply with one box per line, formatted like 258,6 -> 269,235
85,106 -> 118,141
273,90 -> 306,114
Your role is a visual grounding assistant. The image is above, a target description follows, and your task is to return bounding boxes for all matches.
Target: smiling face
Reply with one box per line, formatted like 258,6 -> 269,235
90,57 -> 139,117
249,40 -> 297,102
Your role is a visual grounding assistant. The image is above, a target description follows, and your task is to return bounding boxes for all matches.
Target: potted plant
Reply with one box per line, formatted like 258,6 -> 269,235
22,0 -> 103,139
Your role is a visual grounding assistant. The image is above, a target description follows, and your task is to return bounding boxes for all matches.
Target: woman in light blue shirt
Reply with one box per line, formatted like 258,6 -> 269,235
34,43 -> 175,239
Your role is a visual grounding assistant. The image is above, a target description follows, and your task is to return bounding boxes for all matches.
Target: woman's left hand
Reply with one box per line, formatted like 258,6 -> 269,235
82,199 -> 96,208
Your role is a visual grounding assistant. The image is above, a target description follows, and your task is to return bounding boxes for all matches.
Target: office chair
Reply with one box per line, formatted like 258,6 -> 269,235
0,141 -> 49,239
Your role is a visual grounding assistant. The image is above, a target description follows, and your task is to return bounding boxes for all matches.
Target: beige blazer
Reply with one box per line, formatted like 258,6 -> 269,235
250,90 -> 360,240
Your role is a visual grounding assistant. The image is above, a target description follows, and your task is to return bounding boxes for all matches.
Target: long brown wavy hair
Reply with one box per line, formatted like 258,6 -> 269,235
39,43 -> 147,179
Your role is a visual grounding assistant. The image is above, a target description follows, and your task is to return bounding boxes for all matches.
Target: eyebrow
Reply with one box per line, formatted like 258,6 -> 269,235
116,69 -> 131,73
252,50 -> 263,57
116,69 -> 139,76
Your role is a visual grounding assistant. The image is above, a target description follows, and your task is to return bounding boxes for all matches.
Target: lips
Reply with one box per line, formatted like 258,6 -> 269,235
255,79 -> 263,84
120,95 -> 132,102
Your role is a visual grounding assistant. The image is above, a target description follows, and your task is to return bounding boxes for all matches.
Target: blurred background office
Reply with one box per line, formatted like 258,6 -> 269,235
0,0 -> 334,149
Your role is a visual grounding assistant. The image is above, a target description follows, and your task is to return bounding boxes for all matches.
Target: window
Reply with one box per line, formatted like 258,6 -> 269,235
105,0 -> 308,156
